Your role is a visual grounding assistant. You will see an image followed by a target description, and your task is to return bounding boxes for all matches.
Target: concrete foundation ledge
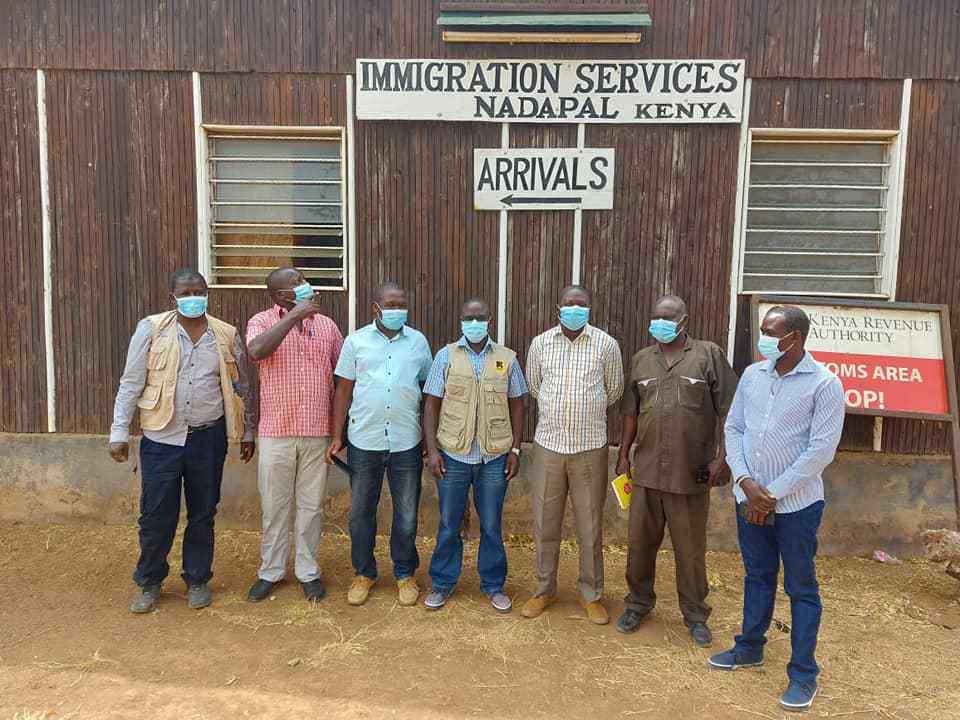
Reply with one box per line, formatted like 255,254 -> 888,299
0,433 -> 954,557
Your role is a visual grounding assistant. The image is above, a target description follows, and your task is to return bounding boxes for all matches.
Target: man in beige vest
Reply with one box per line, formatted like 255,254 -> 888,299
421,298 -> 527,612
109,269 -> 256,614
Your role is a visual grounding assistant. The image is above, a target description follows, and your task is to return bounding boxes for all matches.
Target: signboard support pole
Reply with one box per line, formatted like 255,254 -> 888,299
572,123 -> 585,285
952,418 -> 960,529
873,418 -> 883,452
496,122 -> 509,346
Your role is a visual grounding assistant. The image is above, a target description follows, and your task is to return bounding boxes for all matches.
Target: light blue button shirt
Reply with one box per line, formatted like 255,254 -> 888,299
725,352 -> 846,513
334,322 -> 433,453
423,336 -> 528,464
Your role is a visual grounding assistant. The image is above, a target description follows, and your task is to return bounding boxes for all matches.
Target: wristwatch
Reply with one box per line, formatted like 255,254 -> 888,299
733,476 -> 748,488
511,447 -> 522,457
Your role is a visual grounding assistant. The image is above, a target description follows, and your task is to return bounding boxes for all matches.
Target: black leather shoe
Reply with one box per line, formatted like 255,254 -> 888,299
301,578 -> 326,602
688,621 -> 714,647
247,579 -> 277,603
616,608 -> 648,634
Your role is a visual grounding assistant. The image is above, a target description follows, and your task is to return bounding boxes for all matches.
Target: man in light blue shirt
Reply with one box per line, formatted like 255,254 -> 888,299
421,298 -> 527,613
326,282 -> 433,608
710,305 -> 845,714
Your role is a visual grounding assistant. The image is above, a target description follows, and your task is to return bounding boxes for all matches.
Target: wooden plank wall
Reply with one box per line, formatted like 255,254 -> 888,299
44,70 -> 196,434
0,70 -> 46,432
887,80 -> 960,455
585,121 -> 741,443
505,124 -> 577,439
200,73 -> 350,337
2,1 -> 960,80
353,121 -> 501,346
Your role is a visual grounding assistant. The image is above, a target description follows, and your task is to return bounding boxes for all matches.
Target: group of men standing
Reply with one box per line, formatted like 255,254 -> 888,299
110,266 -> 844,713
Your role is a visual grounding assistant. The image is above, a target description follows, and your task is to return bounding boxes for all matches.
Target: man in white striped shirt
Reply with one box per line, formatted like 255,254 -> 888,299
710,305 -> 845,714
521,285 -> 624,625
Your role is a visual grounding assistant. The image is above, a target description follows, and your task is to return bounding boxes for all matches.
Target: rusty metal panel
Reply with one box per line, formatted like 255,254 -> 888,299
0,70 -> 46,432
44,70 -> 196,434
353,120 -> 501,350
883,80 -> 960,455
749,78 -> 902,130
3,1 -> 960,80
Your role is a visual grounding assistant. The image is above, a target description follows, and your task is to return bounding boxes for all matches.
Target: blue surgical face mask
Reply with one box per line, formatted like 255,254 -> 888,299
559,305 -> 590,331
176,295 -> 208,318
461,319 -> 489,344
379,307 -> 408,331
292,282 -> 314,302
649,318 -> 680,344
758,332 -> 794,361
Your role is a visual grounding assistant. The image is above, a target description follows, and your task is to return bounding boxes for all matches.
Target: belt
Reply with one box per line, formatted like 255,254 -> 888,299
187,416 -> 224,434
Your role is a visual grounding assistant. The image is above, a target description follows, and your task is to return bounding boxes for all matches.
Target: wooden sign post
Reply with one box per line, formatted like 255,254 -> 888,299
751,296 -> 960,525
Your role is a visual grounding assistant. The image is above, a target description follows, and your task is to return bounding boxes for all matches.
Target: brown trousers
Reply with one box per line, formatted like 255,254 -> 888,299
625,486 -> 711,624
531,443 -> 609,602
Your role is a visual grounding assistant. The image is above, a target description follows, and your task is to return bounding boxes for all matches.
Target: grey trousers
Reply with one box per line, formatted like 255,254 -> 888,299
257,436 -> 331,583
530,443 -> 609,602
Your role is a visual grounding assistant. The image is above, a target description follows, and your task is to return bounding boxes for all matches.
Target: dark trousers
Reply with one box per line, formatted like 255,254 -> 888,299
735,500 -> 825,685
133,419 -> 228,588
347,442 -> 423,581
624,486 -> 711,624
429,452 -> 508,595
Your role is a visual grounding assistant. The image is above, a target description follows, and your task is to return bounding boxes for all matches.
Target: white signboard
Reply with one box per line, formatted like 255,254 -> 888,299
473,148 -> 614,210
356,59 -> 745,124
757,301 -> 949,416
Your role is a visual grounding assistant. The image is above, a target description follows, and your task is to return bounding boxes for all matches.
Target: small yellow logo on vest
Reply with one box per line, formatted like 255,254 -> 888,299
495,360 -> 506,374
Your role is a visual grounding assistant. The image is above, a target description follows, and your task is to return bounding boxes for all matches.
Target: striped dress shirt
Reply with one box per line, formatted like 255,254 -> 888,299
526,324 -> 624,454
726,352 -> 846,513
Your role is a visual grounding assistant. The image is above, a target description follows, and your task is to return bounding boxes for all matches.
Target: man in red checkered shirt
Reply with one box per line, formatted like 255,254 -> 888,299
244,268 -> 344,604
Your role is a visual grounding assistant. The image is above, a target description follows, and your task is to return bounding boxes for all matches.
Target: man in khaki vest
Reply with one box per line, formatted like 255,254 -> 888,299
421,298 -> 527,612
109,269 -> 256,614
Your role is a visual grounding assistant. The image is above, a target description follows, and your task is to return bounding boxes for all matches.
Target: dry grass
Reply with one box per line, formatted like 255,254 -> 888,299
1,523 -> 959,720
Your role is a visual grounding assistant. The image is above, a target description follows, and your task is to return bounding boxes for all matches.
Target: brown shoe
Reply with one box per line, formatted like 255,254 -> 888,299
397,576 -> 420,606
347,575 -> 376,606
520,595 -> 557,619
580,597 -> 609,625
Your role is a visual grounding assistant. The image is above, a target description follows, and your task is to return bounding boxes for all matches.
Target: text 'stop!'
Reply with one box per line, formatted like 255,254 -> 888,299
356,59 -> 745,124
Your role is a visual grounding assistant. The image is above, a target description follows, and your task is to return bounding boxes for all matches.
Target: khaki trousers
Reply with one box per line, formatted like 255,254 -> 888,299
531,443 -> 608,602
257,437 -> 331,583
625,486 -> 711,623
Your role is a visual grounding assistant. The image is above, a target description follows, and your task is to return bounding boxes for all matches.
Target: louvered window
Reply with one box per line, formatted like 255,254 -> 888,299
206,127 -> 346,288
739,132 -> 901,297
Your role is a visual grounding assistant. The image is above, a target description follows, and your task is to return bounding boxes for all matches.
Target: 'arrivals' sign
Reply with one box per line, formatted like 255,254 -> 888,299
356,59 -> 745,124
756,300 -> 952,417
473,148 -> 615,210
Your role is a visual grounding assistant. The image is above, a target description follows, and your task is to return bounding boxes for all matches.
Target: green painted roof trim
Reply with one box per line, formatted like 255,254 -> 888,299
437,11 -> 652,28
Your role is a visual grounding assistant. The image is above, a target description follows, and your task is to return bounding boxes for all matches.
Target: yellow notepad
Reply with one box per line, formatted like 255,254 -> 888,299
611,473 -> 633,511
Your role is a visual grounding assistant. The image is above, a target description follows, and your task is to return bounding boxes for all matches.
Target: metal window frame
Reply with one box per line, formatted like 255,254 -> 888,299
737,128 -> 903,299
200,124 -> 348,291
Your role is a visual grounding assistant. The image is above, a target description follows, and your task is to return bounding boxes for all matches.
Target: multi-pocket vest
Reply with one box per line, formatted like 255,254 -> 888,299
136,310 -> 245,441
436,343 -> 516,457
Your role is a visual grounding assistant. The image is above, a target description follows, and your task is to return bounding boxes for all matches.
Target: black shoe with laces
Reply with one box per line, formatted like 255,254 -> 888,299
247,579 -> 278,603
301,578 -> 326,602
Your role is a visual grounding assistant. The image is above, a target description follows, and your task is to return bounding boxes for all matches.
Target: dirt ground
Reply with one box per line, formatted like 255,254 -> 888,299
1,522 -> 959,720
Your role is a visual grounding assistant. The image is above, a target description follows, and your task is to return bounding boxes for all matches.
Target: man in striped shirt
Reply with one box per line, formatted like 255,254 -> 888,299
710,305 -> 845,714
521,285 -> 624,625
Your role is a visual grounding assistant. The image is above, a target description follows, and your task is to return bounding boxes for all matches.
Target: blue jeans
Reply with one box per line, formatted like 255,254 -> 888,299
133,419 -> 228,588
735,500 -> 825,685
347,442 -> 423,580
429,452 -> 509,595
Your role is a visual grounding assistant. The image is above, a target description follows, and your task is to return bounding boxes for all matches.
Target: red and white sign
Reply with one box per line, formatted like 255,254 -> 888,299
758,302 -> 949,415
